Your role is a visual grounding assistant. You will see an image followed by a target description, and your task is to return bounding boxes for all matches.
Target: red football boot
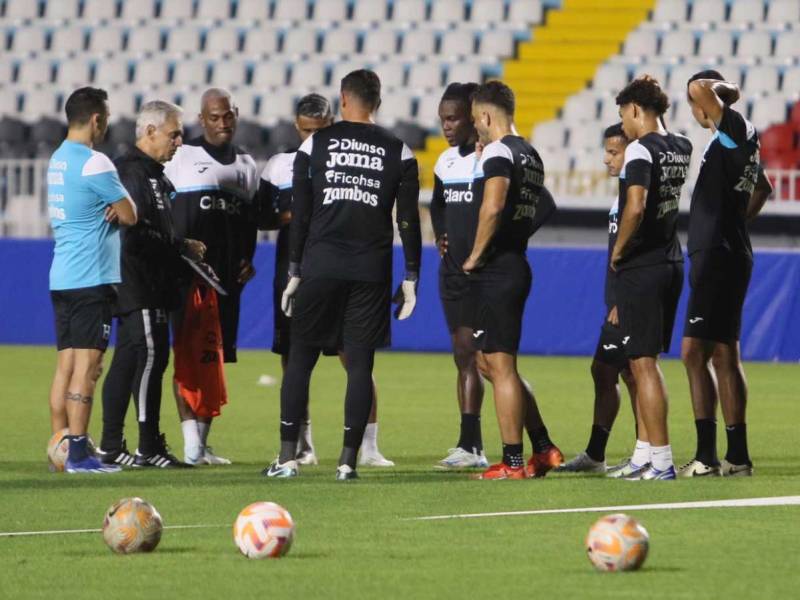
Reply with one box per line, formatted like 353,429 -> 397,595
475,462 -> 527,480
526,446 -> 564,478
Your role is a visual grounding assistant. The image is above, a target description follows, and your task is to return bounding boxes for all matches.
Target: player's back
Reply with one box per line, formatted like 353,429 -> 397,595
47,141 -> 123,290
296,120 -> 416,281
688,106 -> 760,256
618,132 -> 692,269
472,135 -> 546,257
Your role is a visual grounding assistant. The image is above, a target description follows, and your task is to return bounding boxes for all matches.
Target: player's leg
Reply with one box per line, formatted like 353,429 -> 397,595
519,377 -> 563,476
679,336 -> 721,476
98,312 -> 137,466
712,341 -> 752,475
49,349 -> 74,432
343,352 -> 394,467
337,344 -> 376,478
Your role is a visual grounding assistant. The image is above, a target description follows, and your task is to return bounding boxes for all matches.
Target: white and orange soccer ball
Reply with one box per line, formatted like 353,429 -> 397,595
233,502 -> 295,559
586,513 -> 649,572
102,498 -> 163,554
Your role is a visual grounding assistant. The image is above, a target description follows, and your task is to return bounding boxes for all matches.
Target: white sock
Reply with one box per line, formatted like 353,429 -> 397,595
197,421 -> 211,448
182,419 -> 201,459
650,444 -> 673,472
362,422 -> 378,455
632,440 -> 651,467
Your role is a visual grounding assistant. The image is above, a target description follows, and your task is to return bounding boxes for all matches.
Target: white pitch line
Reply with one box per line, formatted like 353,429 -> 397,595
0,524 -> 227,539
410,495 -> 800,521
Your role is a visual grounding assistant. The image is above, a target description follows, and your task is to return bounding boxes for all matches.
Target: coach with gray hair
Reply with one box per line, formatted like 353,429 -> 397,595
98,100 -> 205,469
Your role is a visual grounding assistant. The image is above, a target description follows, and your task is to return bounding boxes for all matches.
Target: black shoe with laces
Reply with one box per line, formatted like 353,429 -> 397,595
96,439 -> 137,467
134,434 -> 193,469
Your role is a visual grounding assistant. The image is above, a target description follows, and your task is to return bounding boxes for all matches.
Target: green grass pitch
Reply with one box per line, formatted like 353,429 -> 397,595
1,345 -> 798,599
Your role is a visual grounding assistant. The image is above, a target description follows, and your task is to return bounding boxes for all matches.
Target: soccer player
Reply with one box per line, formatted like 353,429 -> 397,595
611,76 -> 692,480
679,71 -> 773,478
98,100 -> 205,468
463,81 -> 562,480
257,93 -> 393,467
559,124 -> 644,475
165,88 -> 259,465
47,87 -> 137,473
263,69 -> 421,480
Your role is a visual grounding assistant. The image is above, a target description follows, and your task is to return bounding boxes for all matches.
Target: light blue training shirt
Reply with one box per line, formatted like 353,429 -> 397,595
47,140 -> 130,290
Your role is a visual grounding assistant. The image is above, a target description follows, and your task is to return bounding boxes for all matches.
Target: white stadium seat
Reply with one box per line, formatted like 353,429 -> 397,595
697,30 -> 733,59
235,0 -> 271,22
196,0 -> 233,21
251,61 -> 289,87
375,90 -> 414,125
569,123 -> 606,151
126,26 -> 163,55
592,64 -> 629,93
164,27 -> 202,55
544,149 -> 571,173
273,0 -> 308,22
282,28 -> 319,55
288,61 -> 328,88
430,0 -> 467,24
399,28 -> 437,58
447,62 -> 482,84
352,0 -> 388,23
133,59 -> 171,86
205,27 -> 242,56
774,31 -> 800,61
43,0 -> 81,21
532,120 -> 567,149
439,30 -> 475,58
572,149 -> 604,171
599,96 -> 623,124
416,91 -> 445,129
372,61 -> 407,88
480,30 -> 514,58
471,0 -> 506,24
782,67 -> 800,94
652,0 -> 687,24
632,64 -> 668,87
209,60 -> 249,88
322,28 -> 359,55
690,0 -> 725,24
160,0 -> 195,22
55,59 -> 93,87
172,59 -> 210,87
330,60 -> 367,84
561,93 -> 599,122
362,28 -> 398,56
3,0 -> 39,21
94,57 -> 131,85
105,86 -> 139,120
258,89 -> 295,124
407,62 -> 443,90
660,30 -> 696,57
736,31 -> 772,59
0,88 -> 19,114
729,0 -> 765,24
242,27 -> 280,56
748,96 -> 789,130
10,26 -> 47,55
49,26 -> 87,55
743,65 -> 779,95
22,89 -> 60,120
668,63 -> 705,92
88,26 -> 127,55
624,30 -> 658,58
17,59 -> 53,85
392,0 -> 427,22
81,0 -> 119,21
0,58 -> 14,83
119,0 -> 156,22
312,0 -> 349,22
767,0 -> 800,24
508,0 -> 543,24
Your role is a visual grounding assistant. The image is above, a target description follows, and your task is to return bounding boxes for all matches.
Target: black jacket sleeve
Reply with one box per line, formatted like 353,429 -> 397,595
289,150 -> 313,267
255,179 -> 281,230
430,174 -> 445,240
396,156 -> 422,275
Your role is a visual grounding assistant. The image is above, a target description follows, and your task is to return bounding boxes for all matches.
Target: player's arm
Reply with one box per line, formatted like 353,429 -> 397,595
430,173 -> 447,256
106,197 -> 138,226
463,176 -> 509,272
611,143 -> 652,270
254,177 -> 282,231
393,147 -> 422,320
746,166 -> 773,221
687,79 -> 740,127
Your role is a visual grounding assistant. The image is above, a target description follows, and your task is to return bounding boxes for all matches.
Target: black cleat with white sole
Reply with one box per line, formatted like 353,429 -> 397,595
134,435 -> 193,468
96,440 -> 137,468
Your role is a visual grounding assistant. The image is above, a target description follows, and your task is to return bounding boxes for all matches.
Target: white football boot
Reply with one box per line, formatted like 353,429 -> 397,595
720,459 -> 753,477
555,452 -> 606,473
434,447 -> 489,470
678,459 -> 721,478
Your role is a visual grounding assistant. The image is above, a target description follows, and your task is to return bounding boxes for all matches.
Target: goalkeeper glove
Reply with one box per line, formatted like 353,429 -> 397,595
392,272 -> 418,320
281,262 -> 301,317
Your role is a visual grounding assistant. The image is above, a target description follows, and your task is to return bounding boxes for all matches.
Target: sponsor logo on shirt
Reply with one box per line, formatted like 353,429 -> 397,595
325,170 -> 381,189
443,188 -> 472,203
149,179 -> 165,209
326,138 -> 386,171
199,195 -> 242,214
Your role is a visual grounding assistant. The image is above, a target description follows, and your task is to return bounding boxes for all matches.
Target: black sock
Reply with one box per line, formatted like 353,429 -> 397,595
502,443 -> 524,468
457,413 -> 482,453
529,426 -> 554,454
338,446 -> 358,469
585,425 -> 611,462
725,423 -> 750,465
68,435 -> 90,462
694,418 -> 718,466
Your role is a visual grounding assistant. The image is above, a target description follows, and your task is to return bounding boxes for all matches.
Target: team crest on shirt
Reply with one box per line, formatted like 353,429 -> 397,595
102,324 -> 111,340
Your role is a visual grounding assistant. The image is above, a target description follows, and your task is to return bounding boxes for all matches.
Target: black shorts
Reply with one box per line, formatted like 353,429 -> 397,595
468,252 -> 532,354
272,270 -> 338,357
51,285 -> 115,351
684,248 -> 752,343
172,283 -> 241,363
593,319 -> 629,371
290,278 -> 391,350
439,266 -> 472,333
616,262 -> 683,359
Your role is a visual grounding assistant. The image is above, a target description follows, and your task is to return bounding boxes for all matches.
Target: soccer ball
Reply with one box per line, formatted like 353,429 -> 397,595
47,428 -> 97,472
233,502 -> 294,559
586,513 -> 649,572
102,498 -> 163,554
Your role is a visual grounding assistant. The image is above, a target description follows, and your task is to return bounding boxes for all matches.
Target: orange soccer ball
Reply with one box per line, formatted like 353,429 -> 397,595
102,498 -> 163,554
233,502 -> 295,559
586,513 -> 649,572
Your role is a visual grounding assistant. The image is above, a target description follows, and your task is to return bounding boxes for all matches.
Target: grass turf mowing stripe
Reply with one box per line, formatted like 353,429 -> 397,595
411,495 -> 800,521
0,524 -> 226,538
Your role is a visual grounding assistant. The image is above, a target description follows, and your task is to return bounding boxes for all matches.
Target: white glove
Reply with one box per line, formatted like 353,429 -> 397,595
281,276 -> 301,317
392,277 -> 418,320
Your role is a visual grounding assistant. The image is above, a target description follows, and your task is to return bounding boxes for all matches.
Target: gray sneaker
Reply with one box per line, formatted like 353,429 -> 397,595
720,459 -> 753,477
607,458 -> 650,479
555,452 -> 606,473
262,459 -> 299,478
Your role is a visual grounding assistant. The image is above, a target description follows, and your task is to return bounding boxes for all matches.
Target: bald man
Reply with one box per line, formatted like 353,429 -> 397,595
165,88 -> 259,465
